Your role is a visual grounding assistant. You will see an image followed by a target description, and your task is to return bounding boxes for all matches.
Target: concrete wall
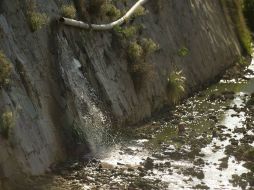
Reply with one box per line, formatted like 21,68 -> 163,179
0,0 -> 241,180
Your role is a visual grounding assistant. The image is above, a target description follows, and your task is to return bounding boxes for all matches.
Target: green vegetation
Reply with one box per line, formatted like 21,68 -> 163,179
221,0 -> 252,55
167,70 -> 186,104
28,12 -> 48,32
141,38 -> 160,56
114,25 -> 138,39
127,38 -> 159,64
132,5 -> 146,18
127,41 -> 144,63
61,4 -> 76,19
0,51 -> 12,88
26,0 -> 48,32
122,26 -> 138,39
101,3 -> 121,20
127,39 -> 157,89
77,0 -> 122,21
0,111 -> 14,139
238,56 -> 249,67
243,0 -> 254,32
109,1 -> 158,89
178,47 -> 189,57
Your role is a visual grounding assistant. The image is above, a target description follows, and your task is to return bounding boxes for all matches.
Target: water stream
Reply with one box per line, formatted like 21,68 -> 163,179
91,58 -> 254,189
5,59 -> 254,190
95,58 -> 254,190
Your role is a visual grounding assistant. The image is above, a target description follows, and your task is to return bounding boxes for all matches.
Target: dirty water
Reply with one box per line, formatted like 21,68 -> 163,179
3,59 -> 254,190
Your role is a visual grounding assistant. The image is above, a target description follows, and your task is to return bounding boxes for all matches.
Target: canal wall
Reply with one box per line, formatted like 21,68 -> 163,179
0,0 -> 242,180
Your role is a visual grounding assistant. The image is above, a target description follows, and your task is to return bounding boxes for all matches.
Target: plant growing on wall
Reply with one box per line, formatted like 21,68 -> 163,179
0,51 -> 12,88
101,3 -> 121,20
131,5 -> 147,18
28,12 -> 48,32
141,38 -> 160,56
0,111 -> 14,139
26,0 -> 48,32
127,41 -> 144,63
62,0 -> 158,90
61,4 -> 77,19
178,47 -> 189,57
60,0 -> 149,30
77,0 -> 121,21
167,70 -> 186,104
127,39 -> 158,89
238,56 -> 249,67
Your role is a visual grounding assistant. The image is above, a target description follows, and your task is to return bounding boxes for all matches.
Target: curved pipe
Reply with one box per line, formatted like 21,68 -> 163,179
59,0 -> 149,30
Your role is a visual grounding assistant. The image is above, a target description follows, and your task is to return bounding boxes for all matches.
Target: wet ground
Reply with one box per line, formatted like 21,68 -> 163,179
3,59 -> 254,190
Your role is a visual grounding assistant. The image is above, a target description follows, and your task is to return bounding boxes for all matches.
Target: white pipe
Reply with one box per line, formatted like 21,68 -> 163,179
59,0 -> 149,30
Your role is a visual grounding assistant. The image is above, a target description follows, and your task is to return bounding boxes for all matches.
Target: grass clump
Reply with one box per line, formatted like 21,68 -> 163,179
26,0 -> 48,32
0,51 -> 12,88
141,38 -> 160,56
167,70 -> 186,104
78,0 -> 121,21
127,39 -> 159,62
0,111 -> 14,139
127,41 -> 144,63
127,40 -> 156,89
114,25 -> 140,39
132,5 -> 146,18
102,3 -> 121,20
238,56 -> 249,67
178,47 -> 189,57
28,12 -> 48,32
122,26 -> 138,39
61,4 -> 76,19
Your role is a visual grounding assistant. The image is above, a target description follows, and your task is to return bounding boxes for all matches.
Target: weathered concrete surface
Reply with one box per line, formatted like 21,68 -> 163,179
0,0 -> 241,180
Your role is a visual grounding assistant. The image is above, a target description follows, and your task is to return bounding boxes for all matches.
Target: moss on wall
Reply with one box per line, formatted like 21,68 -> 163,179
220,0 -> 252,55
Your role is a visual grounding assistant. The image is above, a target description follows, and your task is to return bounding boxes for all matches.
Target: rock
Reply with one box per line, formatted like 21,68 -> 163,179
100,162 -> 115,169
212,130 -> 218,138
183,167 -> 204,179
209,93 -> 219,101
221,91 -> 235,100
164,161 -> 171,167
216,125 -> 227,129
178,122 -> 187,135
144,157 -> 154,170
230,139 -> 239,146
219,157 -> 229,169
194,184 -> 209,189
194,158 -> 205,166
187,116 -> 195,121
233,127 -> 246,134
208,114 -> 218,122
123,148 -> 134,155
